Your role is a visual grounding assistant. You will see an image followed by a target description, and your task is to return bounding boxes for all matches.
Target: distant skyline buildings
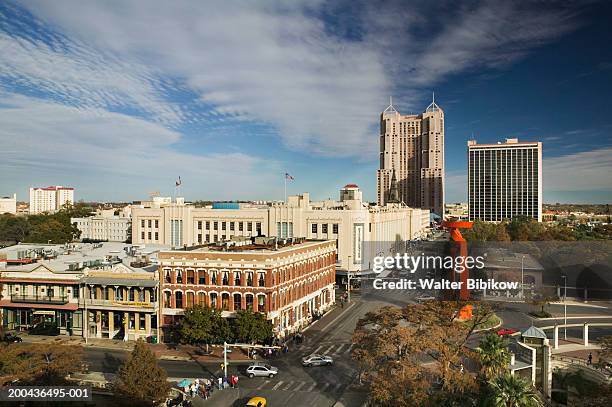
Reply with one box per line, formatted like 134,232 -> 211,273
468,139 -> 542,222
29,185 -> 74,214
377,97 -> 444,216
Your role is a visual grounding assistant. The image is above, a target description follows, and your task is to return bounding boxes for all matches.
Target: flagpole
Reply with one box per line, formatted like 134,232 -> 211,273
284,175 -> 287,203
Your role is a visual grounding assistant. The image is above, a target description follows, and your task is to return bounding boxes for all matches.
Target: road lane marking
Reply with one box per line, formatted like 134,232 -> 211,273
306,383 -> 317,392
320,383 -> 330,392
256,380 -> 269,390
345,344 -> 354,353
334,383 -> 343,392
294,381 -> 306,391
312,345 -> 323,354
282,380 -> 295,391
323,345 -> 335,354
321,302 -> 356,332
333,344 -> 346,354
272,381 -> 284,390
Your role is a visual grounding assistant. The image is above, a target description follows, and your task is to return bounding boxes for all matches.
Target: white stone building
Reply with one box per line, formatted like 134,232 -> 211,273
72,209 -> 131,242
0,193 -> 17,215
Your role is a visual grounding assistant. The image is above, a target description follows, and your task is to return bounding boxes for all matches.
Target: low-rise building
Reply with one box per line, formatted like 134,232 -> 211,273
72,209 -> 131,242
0,193 -> 17,215
131,185 -> 430,278
158,238 -> 336,341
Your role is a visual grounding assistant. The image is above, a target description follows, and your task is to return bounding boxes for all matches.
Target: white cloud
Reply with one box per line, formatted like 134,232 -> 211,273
0,92 -> 281,201
9,0 -> 581,158
544,147 -> 612,193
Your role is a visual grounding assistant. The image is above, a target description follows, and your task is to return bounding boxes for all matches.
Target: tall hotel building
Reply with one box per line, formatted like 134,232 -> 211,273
468,138 -> 542,222
29,186 -> 74,214
377,97 -> 445,216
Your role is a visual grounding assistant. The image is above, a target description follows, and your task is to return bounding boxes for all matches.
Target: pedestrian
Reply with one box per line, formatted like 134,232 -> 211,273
234,375 -> 239,388
218,376 -> 222,390
588,352 -> 593,365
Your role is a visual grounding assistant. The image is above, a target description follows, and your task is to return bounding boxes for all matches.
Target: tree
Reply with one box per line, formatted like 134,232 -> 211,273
352,301 -> 495,406
597,335 -> 612,363
177,304 -> 224,350
113,339 -> 171,407
232,309 -> 273,344
485,373 -> 543,407
476,334 -> 510,380
0,343 -> 83,385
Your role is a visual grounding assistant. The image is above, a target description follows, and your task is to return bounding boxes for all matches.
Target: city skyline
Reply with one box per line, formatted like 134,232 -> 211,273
1,1 -> 611,204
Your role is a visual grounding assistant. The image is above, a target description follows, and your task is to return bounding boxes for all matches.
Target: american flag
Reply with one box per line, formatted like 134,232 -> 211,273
285,172 -> 294,181
175,176 -> 182,186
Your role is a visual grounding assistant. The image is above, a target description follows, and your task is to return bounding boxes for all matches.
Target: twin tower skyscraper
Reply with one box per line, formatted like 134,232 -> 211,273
376,95 -> 445,217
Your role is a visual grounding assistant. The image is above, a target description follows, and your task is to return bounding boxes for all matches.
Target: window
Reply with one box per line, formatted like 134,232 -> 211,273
155,232 -> 159,240
222,272 -> 229,285
141,219 -> 145,228
234,293 -> 242,310
239,222 -> 244,231
129,288 -> 135,302
198,221 -> 202,230
210,293 -> 217,308
211,271 -> 217,285
129,313 -> 135,329
206,221 -> 210,230
234,272 -> 241,286
155,220 -> 159,228
230,222 -> 234,231
148,232 -> 151,240
141,231 -> 145,240
199,271 -> 205,285
148,220 -> 152,228
139,289 -> 145,302
139,314 -> 146,330
248,222 -> 253,232
164,291 -> 171,308
311,224 -> 317,233
322,224 -> 328,234
258,295 -> 265,312
165,270 -> 171,283
176,270 -> 183,284
175,292 -> 183,308
213,221 -> 218,231
187,270 -> 195,284
246,272 -> 253,287
115,288 -> 123,301
256,222 -> 261,234
258,273 -> 265,287
222,222 -> 226,231
333,224 -> 338,234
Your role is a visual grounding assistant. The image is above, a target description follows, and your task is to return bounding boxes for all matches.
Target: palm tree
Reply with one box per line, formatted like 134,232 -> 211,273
486,373 -> 543,407
476,334 -> 510,380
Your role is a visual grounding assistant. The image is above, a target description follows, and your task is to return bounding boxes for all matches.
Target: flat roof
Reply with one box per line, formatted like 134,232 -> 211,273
161,239 -> 334,255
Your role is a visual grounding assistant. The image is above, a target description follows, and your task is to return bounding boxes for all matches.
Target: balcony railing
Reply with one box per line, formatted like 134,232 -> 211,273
86,298 -> 156,309
11,294 -> 69,305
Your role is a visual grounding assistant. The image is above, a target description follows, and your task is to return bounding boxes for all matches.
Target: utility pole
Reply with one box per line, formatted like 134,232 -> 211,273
521,255 -> 525,300
562,275 -> 567,340
347,255 -> 352,303
223,342 -> 228,378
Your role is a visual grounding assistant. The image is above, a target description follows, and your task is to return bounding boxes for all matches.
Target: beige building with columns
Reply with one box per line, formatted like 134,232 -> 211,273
377,97 -> 445,217
131,185 -> 430,275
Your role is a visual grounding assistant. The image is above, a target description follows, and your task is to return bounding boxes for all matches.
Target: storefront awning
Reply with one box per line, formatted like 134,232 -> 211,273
0,301 -> 78,311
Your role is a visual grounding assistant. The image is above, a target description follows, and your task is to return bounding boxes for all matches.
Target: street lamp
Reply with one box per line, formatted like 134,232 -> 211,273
347,255 -> 352,303
561,275 -> 567,341
521,255 -> 525,300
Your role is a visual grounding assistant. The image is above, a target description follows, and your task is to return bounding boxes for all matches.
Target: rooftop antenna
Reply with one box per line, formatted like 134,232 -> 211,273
383,95 -> 398,114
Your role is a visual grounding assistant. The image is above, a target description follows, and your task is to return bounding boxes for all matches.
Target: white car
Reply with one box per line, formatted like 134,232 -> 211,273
302,354 -> 333,367
246,363 -> 278,378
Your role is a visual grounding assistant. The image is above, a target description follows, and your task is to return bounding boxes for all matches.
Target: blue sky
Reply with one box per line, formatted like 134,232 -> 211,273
0,0 -> 610,204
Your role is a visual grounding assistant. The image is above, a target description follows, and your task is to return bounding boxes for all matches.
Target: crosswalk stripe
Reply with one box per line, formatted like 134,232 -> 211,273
344,344 -> 354,354
272,381 -> 284,390
256,380 -> 269,390
306,383 -> 317,392
333,344 -> 346,354
294,381 -> 306,391
334,383 -> 343,392
312,345 -> 323,354
320,383 -> 330,392
323,345 -> 335,354
282,381 -> 294,391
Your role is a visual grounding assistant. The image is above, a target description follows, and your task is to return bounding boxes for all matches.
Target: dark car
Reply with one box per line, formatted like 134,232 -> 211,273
29,322 -> 60,336
2,333 -> 23,343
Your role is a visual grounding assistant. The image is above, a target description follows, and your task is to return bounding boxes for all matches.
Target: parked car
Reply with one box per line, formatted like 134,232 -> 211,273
245,397 -> 267,407
302,354 -> 333,367
29,322 -> 60,336
496,327 -> 518,336
2,333 -> 23,343
245,363 -> 278,378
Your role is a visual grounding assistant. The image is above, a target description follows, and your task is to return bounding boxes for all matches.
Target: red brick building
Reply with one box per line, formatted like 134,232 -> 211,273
158,238 -> 336,340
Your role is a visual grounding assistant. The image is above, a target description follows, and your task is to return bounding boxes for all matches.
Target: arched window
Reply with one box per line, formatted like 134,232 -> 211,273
198,292 -> 206,305
163,291 -> 171,308
222,272 -> 229,286
258,273 -> 265,287
246,294 -> 254,311
246,272 -> 253,287
175,291 -> 183,308
165,270 -> 171,283
210,271 -> 217,285
234,293 -> 242,310
234,271 -> 241,286
210,293 -> 217,308
176,270 -> 183,284
186,292 -> 194,307
187,269 -> 195,284
257,295 -> 265,312
198,270 -> 206,285
221,293 -> 229,310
